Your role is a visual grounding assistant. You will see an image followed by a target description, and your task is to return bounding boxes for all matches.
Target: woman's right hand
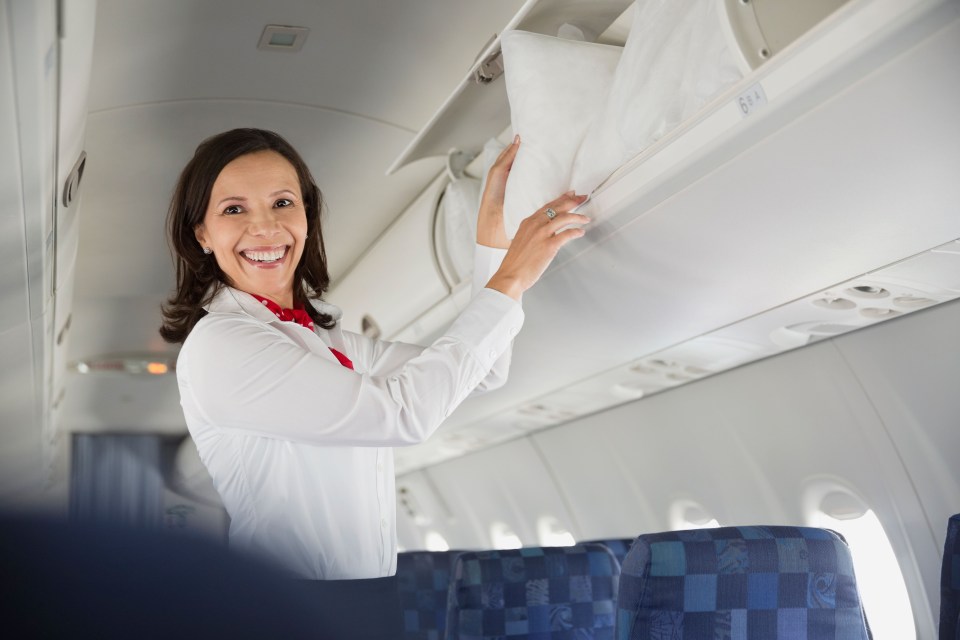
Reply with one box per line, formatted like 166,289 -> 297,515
486,190 -> 590,301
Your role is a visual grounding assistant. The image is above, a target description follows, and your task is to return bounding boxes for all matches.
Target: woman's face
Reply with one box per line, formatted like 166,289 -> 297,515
195,150 -> 309,306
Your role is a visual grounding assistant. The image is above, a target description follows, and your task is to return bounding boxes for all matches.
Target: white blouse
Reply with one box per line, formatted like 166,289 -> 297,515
176,246 -> 522,579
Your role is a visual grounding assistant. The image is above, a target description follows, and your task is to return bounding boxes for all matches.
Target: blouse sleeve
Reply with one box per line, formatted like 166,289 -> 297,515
178,286 -> 523,447
470,243 -> 513,392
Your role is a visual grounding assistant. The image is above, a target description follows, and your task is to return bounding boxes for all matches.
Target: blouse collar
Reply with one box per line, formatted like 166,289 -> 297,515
204,285 -> 343,325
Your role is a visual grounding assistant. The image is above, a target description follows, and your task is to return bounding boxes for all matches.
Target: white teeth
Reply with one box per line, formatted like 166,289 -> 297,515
243,247 -> 285,262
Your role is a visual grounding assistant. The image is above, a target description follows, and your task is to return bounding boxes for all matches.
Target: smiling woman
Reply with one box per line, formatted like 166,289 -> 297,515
157,127 -> 588,638
195,152 -> 307,308
161,129 -> 337,343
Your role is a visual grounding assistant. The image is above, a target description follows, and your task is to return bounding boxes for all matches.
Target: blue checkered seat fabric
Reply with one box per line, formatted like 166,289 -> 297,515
583,539 -> 636,568
616,526 -> 871,640
444,544 -> 620,639
941,514 -> 960,640
397,550 -> 465,640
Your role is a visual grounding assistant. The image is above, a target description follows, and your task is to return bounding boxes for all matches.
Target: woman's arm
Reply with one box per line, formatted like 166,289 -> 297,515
179,287 -> 522,448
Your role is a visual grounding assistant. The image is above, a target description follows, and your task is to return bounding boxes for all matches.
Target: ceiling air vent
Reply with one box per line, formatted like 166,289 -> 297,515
257,25 -> 310,53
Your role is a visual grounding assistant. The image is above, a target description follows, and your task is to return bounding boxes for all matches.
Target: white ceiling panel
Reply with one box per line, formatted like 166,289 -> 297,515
89,0 -> 526,131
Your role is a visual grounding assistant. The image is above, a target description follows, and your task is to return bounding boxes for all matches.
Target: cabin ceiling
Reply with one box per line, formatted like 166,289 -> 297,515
63,0 -> 526,429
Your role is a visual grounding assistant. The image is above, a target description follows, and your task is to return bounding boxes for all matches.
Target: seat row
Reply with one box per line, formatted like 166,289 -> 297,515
397,515 -> 960,639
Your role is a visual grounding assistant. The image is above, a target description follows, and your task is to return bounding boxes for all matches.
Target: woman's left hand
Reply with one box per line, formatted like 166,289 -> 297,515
475,136 -> 520,250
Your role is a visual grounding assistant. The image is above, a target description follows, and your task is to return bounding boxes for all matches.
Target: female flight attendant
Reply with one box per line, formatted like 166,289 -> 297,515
160,128 -> 588,638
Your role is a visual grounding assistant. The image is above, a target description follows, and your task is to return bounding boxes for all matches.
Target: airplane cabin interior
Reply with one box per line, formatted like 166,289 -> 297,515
2,0 -> 959,637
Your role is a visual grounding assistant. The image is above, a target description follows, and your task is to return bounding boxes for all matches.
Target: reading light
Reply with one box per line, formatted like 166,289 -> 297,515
812,296 -> 856,310
612,381 -> 646,399
860,307 -> 901,319
893,295 -> 936,309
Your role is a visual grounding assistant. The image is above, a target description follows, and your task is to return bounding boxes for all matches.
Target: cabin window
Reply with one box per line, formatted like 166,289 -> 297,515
490,522 -> 523,550
669,499 -> 720,530
424,531 -> 450,552
808,491 -> 915,639
536,516 -> 576,547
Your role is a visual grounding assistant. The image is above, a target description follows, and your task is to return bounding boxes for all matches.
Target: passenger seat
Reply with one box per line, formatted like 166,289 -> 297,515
583,538 -> 636,568
445,544 -> 620,638
615,525 -> 871,639
396,550 -> 464,640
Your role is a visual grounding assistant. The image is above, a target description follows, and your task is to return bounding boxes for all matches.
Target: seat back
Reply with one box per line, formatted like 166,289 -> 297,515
444,543 -> 620,639
397,550 -> 464,640
942,514 -> 960,640
616,525 -> 871,640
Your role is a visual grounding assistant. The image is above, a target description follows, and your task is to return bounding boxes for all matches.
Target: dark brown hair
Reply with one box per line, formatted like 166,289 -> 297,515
160,128 -> 336,343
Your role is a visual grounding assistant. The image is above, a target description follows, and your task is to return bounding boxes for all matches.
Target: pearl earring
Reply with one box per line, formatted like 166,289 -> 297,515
203,247 -> 212,255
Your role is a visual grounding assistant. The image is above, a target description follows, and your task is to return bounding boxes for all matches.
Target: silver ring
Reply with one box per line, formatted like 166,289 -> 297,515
544,207 -> 557,220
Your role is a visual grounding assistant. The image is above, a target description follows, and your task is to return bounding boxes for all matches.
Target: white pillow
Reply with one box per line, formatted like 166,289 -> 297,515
500,30 -> 621,238
570,0 -> 743,194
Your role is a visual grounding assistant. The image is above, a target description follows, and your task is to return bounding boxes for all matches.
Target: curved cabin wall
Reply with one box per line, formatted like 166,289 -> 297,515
397,298 -> 960,638
48,0 -> 99,504
0,0 -> 82,511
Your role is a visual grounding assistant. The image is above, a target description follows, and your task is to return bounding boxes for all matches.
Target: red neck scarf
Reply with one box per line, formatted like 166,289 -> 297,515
250,294 -> 354,370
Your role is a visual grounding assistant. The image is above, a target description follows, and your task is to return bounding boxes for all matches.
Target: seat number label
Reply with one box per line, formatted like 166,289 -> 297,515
736,83 -> 768,118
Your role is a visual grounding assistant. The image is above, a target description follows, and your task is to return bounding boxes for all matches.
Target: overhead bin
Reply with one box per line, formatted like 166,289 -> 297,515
360,0 -> 866,344
328,175 -> 458,343
387,0 -> 850,177
392,0 -> 960,474
332,140 -> 510,344
386,0 -> 635,175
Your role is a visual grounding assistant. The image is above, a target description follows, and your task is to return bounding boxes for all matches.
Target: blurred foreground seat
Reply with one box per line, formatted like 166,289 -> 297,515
0,516 -> 326,639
